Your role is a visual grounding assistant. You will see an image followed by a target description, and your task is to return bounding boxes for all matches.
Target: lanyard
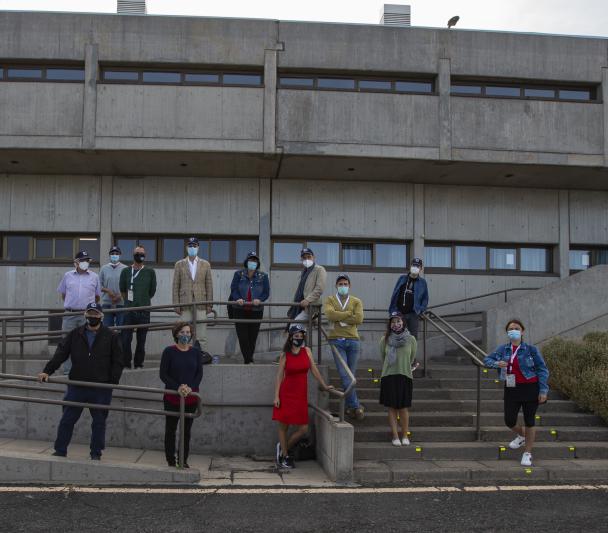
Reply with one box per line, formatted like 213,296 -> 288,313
130,266 -> 143,287
508,344 -> 521,373
336,293 -> 350,310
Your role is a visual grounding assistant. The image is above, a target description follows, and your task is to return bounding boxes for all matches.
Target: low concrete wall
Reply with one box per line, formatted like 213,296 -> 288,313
484,265 -> 608,350
314,412 -> 354,484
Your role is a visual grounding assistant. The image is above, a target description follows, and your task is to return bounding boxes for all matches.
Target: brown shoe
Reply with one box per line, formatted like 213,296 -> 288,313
354,406 -> 365,420
345,408 -> 355,419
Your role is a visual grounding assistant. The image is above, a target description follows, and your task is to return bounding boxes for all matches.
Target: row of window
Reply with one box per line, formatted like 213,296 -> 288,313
0,66 -> 85,82
1,235 -> 100,262
451,81 -> 596,102
279,76 -> 434,94
101,69 -> 263,87
569,249 -> 608,271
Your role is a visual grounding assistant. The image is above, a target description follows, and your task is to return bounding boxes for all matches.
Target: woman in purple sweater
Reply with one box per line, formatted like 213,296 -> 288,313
160,321 -> 203,468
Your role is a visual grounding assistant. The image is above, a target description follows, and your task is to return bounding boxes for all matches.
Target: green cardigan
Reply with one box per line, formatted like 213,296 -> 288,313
379,335 -> 418,379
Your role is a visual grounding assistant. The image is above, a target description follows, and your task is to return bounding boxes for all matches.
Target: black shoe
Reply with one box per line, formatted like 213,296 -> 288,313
52,451 -> 66,458
286,455 -> 295,468
181,462 -> 190,469
90,454 -> 101,461
167,460 -> 176,467
278,455 -> 291,469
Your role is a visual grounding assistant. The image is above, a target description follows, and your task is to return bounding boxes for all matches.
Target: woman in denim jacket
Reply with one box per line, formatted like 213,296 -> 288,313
229,251 -> 270,364
484,318 -> 549,467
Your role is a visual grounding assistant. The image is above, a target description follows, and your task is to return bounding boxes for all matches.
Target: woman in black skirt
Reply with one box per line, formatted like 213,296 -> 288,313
379,312 -> 418,446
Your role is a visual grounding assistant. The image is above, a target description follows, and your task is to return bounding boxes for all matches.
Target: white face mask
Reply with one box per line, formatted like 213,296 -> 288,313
79,261 -> 90,271
302,259 -> 314,268
410,266 -> 420,276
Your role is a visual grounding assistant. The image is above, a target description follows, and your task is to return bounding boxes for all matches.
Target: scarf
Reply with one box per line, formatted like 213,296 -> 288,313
386,329 -> 411,366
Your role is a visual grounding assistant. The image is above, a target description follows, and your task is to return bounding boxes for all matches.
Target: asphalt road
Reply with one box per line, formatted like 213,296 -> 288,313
1,488 -> 607,532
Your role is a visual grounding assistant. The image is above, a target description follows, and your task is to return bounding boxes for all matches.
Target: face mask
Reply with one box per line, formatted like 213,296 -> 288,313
247,261 -> 258,271
187,247 -> 198,257
134,253 -> 145,263
302,259 -> 313,269
110,255 -> 120,263
86,316 -> 101,327
410,266 -> 420,276
79,261 -> 90,271
507,329 -> 522,341
391,323 -> 404,333
178,334 -> 192,345
337,286 -> 349,296
292,337 -> 305,348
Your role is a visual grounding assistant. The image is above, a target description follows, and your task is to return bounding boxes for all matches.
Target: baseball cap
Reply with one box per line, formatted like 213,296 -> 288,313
300,247 -> 314,257
75,250 -> 91,261
411,257 -> 423,267
389,311 -> 404,320
85,302 -> 103,314
336,273 -> 350,283
288,324 -> 307,335
109,246 -> 121,255
187,237 -> 199,246
243,251 -> 260,267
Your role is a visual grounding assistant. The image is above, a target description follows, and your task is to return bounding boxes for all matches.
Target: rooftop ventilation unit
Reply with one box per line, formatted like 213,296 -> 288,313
380,4 -> 411,27
117,0 -> 147,15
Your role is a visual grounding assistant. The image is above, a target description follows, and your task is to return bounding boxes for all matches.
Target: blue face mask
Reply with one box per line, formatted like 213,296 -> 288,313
178,334 -> 192,345
337,286 -> 349,296
507,329 -> 522,341
247,261 -> 258,271
110,255 -> 120,263
187,247 -> 198,257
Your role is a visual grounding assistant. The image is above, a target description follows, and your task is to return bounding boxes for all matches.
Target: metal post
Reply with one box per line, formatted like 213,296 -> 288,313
1,319 -> 6,374
339,397 -> 345,423
316,308 -> 322,365
475,365 -> 481,441
422,316 -> 427,378
307,309 -> 313,348
504,290 -> 508,303
178,394 -> 186,467
19,311 -> 24,359
191,303 -> 197,341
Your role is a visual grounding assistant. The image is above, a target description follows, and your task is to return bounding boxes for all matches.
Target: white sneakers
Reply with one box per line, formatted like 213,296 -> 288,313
509,435 -> 526,449
521,452 -> 533,466
391,437 -> 411,446
392,438 -> 402,446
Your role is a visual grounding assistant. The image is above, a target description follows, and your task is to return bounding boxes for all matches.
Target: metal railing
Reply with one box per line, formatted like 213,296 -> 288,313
0,372 -> 202,467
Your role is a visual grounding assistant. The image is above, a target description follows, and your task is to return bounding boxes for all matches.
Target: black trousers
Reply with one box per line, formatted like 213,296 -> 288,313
121,310 -> 150,368
164,399 -> 197,464
403,312 -> 419,339
232,307 -> 263,364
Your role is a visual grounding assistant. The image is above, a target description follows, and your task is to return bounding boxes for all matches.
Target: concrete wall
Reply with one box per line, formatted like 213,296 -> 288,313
569,190 -> 608,245
314,413 -> 353,483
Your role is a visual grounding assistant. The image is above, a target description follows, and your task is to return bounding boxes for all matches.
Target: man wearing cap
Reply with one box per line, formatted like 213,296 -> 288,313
57,250 -> 102,373
287,248 -> 327,325
37,302 -> 124,461
99,246 -> 127,329
323,274 -> 365,419
172,237 -> 214,350
389,257 -> 429,340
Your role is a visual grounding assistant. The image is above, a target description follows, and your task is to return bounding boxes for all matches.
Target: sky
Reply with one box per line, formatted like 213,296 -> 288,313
0,0 -> 606,37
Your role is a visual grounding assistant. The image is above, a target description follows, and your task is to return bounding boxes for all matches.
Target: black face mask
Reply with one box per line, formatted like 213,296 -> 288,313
292,338 -> 305,348
86,316 -> 101,328
134,253 -> 145,263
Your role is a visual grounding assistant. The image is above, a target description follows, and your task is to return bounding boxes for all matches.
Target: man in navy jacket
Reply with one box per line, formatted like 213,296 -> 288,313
388,257 -> 429,339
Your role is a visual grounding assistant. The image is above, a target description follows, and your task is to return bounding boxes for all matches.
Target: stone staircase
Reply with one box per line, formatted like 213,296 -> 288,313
329,359 -> 608,484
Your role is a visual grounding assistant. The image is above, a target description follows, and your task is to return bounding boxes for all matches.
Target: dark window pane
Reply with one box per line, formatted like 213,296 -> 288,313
46,68 -> 85,81
184,73 -> 220,84
6,236 -> 29,261
117,239 -> 137,258
490,248 -> 516,270
273,242 -> 302,264
317,78 -> 356,90
162,238 -> 185,263
0,68 -> 3,79
343,244 -> 372,266
103,70 -> 139,81
451,85 -> 481,95
279,77 -> 314,88
376,244 -> 407,268
395,81 -> 432,93
236,240 -> 258,264
486,86 -> 520,97
359,79 -> 392,91
35,238 -> 53,259
7,68 -> 42,79
56,238 -> 74,259
569,250 -> 590,270
78,238 -> 99,261
142,71 -> 181,84
558,89 -> 591,101
198,241 -> 210,261
524,88 -> 555,98
455,246 -> 486,270
594,249 -> 608,265
136,239 -> 156,262
307,241 -> 339,266
424,246 -> 451,268
520,248 -> 549,272
223,74 -> 262,86
210,240 -> 230,263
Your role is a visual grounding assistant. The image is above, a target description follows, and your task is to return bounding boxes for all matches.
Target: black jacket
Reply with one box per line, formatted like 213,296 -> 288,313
43,325 -> 124,384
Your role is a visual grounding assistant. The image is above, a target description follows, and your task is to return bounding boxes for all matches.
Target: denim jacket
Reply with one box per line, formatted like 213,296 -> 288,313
229,269 -> 270,305
388,275 -> 429,316
483,342 -> 550,395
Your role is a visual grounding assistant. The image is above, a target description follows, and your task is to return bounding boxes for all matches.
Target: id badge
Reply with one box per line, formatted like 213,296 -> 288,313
505,373 -> 516,388
127,289 -> 134,302
339,321 -> 348,327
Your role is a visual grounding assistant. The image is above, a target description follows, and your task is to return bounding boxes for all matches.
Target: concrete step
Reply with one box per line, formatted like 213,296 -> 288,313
354,458 -> 608,485
353,426 -> 608,443
354,387 -> 565,401
349,411 -> 605,427
329,377 -> 505,389
353,441 -> 608,461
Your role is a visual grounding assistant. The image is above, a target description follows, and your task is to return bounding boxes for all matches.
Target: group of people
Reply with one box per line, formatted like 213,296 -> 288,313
42,242 -> 549,470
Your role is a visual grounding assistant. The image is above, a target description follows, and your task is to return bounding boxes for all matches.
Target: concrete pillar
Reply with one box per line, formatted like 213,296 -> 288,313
99,176 -> 113,262
412,183 -> 425,261
258,178 -> 272,271
558,190 -> 570,279
263,49 -> 279,156
438,58 -> 452,161
603,67 -> 608,167
82,43 -> 99,151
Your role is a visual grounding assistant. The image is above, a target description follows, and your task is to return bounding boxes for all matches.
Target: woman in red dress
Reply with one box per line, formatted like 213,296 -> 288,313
272,324 -> 333,469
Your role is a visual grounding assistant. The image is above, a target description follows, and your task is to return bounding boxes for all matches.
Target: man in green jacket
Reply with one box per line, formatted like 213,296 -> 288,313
119,245 -> 157,369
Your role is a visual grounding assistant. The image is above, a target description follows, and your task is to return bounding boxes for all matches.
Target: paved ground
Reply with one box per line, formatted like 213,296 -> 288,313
0,485 -> 607,532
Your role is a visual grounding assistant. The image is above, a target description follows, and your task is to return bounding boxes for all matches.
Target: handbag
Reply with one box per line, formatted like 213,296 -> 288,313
194,339 -> 213,365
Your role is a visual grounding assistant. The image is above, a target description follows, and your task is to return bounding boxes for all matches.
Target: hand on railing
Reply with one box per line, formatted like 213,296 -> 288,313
177,384 -> 192,397
37,372 -> 49,383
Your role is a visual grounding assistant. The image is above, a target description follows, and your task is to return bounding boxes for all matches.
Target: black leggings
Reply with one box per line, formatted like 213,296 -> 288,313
232,307 -> 263,364
504,383 -> 539,428
164,399 -> 197,463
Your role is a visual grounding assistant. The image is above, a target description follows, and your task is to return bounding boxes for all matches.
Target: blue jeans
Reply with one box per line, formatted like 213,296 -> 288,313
102,304 -> 125,328
54,385 -> 113,457
330,338 -> 361,409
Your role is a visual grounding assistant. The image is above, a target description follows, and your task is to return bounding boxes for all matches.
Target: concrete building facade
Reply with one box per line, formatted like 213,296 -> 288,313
0,11 -> 607,356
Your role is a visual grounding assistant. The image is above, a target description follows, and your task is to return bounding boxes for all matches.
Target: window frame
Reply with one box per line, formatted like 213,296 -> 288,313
0,64 -> 86,84
569,246 -> 608,273
0,234 -> 100,264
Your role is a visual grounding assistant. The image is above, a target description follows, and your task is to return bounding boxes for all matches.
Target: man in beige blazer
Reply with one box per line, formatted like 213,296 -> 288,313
172,237 -> 213,350
287,247 -> 327,325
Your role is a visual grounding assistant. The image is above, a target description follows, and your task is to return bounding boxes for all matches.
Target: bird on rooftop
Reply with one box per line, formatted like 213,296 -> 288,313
447,16 -> 460,28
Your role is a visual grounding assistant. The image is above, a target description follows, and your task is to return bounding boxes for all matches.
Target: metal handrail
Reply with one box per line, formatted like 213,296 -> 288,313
0,372 -> 202,467
425,310 -> 487,362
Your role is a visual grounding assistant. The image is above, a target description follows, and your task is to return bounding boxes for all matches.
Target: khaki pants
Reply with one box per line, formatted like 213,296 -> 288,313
180,308 -> 208,351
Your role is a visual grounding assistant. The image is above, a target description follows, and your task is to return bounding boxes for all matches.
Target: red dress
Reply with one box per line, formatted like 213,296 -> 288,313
272,348 -> 311,425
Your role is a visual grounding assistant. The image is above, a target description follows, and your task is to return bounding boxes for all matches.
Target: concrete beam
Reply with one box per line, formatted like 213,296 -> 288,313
438,58 -> 452,161
263,49 -> 279,156
603,67 -> 608,167
100,176 -> 113,261
558,190 -> 570,279
413,183 -> 425,261
82,43 -> 99,151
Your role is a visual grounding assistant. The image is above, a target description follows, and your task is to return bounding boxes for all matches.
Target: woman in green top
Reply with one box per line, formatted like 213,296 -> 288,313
379,311 -> 417,446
